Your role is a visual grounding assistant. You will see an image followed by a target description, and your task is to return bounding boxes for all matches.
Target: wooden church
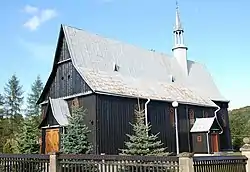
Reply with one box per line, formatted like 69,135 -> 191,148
37,6 -> 232,155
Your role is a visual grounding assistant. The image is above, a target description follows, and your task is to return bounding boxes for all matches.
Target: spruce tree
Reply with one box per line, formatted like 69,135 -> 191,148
0,94 -> 3,117
120,104 -> 168,156
26,75 -> 44,118
17,75 -> 43,154
3,138 -> 19,153
4,74 -> 24,118
61,106 -> 93,154
3,74 -> 24,144
0,118 -> 9,152
19,118 -> 40,154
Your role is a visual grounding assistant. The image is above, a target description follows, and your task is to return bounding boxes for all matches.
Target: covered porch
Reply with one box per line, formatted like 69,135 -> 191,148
190,117 -> 223,154
39,97 -> 70,154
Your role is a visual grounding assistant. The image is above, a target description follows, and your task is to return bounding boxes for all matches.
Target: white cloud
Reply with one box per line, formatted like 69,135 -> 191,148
23,5 -> 39,14
40,9 -> 57,22
23,16 -> 40,31
23,5 -> 58,31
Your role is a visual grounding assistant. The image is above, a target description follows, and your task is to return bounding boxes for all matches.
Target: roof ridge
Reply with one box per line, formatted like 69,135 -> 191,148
62,24 -> 175,58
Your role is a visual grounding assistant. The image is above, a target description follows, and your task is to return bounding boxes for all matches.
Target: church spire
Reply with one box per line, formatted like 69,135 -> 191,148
172,0 -> 188,76
173,0 -> 185,46
174,1 -> 183,32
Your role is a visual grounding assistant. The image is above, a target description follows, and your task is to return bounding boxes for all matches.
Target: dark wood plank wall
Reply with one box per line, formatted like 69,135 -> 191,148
95,95 -> 220,154
44,61 -> 91,101
40,95 -> 97,154
59,37 -> 70,61
96,95 -> 136,154
67,95 -> 97,154
39,35 -> 92,103
213,101 -> 232,151
187,105 -> 215,152
147,102 -> 176,153
40,104 -> 59,127
177,105 -> 190,152
192,133 -> 208,153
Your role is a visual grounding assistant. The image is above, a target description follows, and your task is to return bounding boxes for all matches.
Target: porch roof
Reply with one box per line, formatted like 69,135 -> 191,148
190,117 -> 216,133
49,98 -> 70,126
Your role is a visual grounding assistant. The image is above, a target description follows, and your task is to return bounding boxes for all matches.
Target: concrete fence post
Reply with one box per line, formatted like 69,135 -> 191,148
240,137 -> 250,172
178,152 -> 195,172
49,152 -> 59,172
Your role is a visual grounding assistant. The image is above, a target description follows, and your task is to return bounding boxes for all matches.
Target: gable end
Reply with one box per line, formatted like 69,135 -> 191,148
37,26 -> 92,104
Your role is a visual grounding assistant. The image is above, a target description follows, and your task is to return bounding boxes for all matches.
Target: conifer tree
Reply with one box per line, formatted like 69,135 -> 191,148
17,76 -> 43,154
120,103 -> 168,156
0,93 -> 3,116
26,75 -> 44,118
3,138 -> 19,153
0,118 -> 8,152
61,106 -> 93,154
19,118 -> 40,154
3,74 -> 24,142
0,94 -> 4,117
4,74 -> 24,118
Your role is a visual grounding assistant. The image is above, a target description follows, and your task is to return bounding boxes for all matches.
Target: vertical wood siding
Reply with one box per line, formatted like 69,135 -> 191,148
67,95 -> 97,154
44,61 -> 91,100
96,95 -> 136,155
39,35 -> 92,103
192,133 -> 208,153
96,95 -> 224,155
40,104 -> 59,127
40,95 -> 97,154
58,37 -> 70,61
188,105 -> 216,152
177,105 -> 190,152
40,94 -> 231,155
213,101 -> 232,151
147,102 -> 176,153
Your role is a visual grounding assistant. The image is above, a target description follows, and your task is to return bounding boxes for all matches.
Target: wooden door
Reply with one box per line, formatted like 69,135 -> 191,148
45,128 -> 59,154
211,133 -> 219,153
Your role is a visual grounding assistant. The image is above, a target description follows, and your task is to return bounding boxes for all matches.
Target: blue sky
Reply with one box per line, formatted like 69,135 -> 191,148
0,0 -> 249,110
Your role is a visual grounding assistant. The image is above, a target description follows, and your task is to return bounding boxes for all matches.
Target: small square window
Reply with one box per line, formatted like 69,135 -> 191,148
197,135 -> 202,142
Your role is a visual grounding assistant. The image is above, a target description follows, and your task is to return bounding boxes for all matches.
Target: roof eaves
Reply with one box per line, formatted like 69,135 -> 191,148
95,90 -> 217,108
39,91 -> 93,105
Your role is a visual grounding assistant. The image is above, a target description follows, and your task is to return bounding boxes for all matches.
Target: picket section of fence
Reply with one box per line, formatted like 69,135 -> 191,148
193,155 -> 247,172
57,154 -> 180,172
0,153 -> 50,172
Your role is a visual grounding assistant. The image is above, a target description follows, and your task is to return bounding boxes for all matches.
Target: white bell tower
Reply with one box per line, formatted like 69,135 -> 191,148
172,1 -> 188,76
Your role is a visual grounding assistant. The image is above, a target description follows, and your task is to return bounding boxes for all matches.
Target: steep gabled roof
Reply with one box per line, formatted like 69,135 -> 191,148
37,24 -> 227,107
56,24 -> 228,107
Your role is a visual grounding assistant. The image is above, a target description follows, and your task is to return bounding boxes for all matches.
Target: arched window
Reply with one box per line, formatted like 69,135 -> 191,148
169,107 -> 175,127
189,109 -> 195,125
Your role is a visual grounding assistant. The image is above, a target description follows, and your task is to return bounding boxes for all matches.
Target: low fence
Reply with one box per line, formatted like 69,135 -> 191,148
193,155 -> 247,172
0,153 -> 248,172
0,153 -> 50,172
57,154 -> 180,172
